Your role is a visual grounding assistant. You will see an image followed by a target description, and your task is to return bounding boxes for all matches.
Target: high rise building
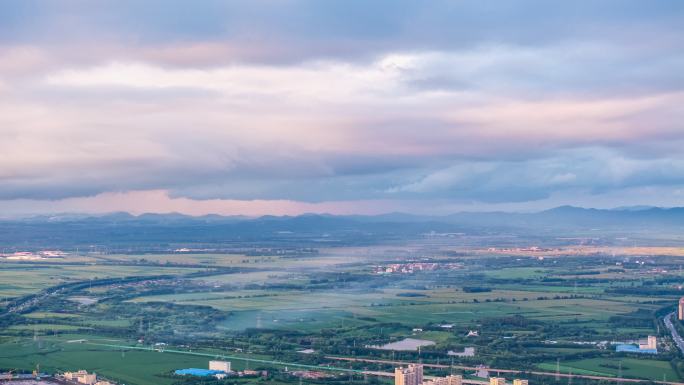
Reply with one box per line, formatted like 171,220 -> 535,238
679,297 -> 684,320
395,364 -> 423,385
490,377 -> 505,385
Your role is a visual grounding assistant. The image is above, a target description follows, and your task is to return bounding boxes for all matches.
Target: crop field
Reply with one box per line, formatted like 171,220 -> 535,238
3,247 -> 684,384
129,284 -> 654,331
0,263 -> 204,297
192,270 -> 306,285
8,324 -> 87,332
0,334 -> 348,385
102,253 -> 257,267
103,253 -> 370,270
24,312 -> 80,319
0,337 -> 230,385
483,267 -> 550,279
538,357 -> 680,381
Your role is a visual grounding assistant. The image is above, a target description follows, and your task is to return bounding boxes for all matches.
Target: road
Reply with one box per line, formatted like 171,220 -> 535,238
69,340 -> 684,385
0,272 -> 205,318
326,355 -> 684,385
53,340 -> 684,385
665,312 -> 684,355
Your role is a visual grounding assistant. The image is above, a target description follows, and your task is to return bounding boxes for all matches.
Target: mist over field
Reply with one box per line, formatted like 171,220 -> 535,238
2,1 -> 684,384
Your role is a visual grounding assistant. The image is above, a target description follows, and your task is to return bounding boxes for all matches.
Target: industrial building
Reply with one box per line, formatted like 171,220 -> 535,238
174,369 -> 225,377
174,360 -> 266,379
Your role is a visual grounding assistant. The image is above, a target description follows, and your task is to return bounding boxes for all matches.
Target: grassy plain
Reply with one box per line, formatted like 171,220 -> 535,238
0,263 -> 203,297
2,248 -> 683,383
0,337 -> 222,385
538,357 -> 679,381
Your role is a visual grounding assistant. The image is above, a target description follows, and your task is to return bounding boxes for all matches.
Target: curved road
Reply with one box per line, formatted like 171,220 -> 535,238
665,312 -> 684,355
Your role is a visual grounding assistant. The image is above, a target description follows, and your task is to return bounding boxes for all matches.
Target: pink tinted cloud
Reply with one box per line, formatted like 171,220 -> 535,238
0,190 -> 408,217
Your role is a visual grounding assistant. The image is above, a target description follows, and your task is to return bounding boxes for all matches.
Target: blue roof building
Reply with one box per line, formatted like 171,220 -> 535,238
616,344 -> 657,354
175,368 -> 225,376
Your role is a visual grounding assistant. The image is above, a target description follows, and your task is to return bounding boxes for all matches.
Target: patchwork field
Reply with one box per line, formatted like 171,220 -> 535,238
0,263 -> 204,297
2,248 -> 684,384
538,357 -> 680,381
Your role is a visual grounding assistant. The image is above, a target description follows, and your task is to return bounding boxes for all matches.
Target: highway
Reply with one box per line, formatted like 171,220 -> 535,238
665,312 -> 684,355
326,355 -> 684,385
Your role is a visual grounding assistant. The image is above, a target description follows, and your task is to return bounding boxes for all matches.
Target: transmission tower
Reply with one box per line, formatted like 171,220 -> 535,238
618,360 -> 622,384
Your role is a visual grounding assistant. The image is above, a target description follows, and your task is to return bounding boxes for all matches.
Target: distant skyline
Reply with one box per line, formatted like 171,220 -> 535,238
1,1 -> 683,216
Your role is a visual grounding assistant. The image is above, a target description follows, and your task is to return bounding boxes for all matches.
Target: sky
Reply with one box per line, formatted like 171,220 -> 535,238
1,0 -> 683,216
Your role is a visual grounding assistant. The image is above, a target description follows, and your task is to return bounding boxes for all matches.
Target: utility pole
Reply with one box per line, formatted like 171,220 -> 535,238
618,360 -> 622,384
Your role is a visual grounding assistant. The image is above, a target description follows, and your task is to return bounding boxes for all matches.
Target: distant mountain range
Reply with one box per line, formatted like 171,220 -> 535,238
13,205 -> 684,227
1,206 -> 684,250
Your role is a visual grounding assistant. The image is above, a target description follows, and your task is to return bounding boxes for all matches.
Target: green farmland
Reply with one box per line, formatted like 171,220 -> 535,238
3,248 -> 684,384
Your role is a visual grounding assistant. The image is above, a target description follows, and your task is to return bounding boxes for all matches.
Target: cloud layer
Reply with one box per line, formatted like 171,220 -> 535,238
0,1 -> 683,215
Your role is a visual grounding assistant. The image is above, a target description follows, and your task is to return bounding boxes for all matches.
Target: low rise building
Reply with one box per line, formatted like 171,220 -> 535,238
63,370 -> 98,385
447,347 -> 475,357
513,380 -> 528,385
639,335 -> 657,350
423,375 -> 462,385
490,377 -> 505,385
209,360 -> 231,373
